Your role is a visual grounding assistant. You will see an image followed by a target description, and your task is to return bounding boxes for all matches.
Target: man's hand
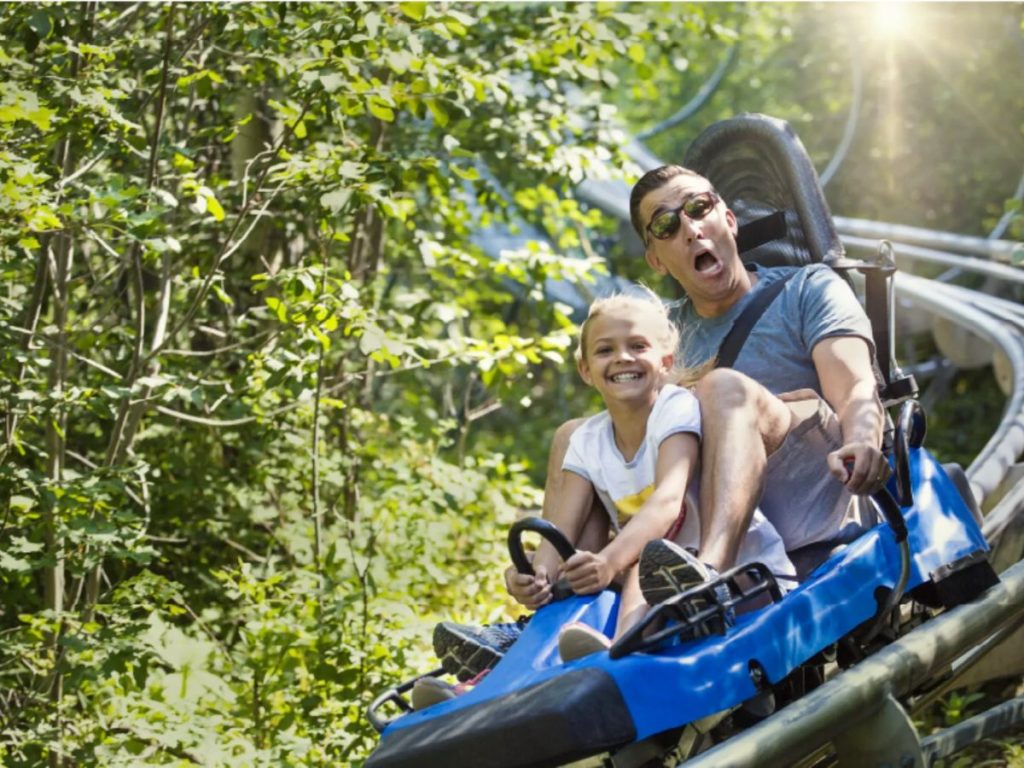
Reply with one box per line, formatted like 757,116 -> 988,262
561,550 -> 616,595
827,442 -> 891,495
504,563 -> 552,610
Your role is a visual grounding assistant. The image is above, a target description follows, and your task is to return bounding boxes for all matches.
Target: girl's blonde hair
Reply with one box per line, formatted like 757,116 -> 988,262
574,288 -> 707,387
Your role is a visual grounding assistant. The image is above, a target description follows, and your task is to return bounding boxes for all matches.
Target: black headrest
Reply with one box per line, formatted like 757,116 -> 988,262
684,113 -> 844,268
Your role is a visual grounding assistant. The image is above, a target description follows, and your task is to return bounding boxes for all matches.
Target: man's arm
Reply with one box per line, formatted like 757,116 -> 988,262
812,335 -> 890,494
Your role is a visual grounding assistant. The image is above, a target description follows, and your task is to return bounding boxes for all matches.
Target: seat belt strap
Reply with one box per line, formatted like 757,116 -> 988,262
715,271 -> 796,369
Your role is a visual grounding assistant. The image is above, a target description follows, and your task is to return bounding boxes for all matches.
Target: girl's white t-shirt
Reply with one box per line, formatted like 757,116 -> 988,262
562,384 -> 795,581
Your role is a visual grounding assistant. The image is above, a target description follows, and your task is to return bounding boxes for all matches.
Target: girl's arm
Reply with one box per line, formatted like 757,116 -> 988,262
562,432 -> 699,594
505,469 -> 597,609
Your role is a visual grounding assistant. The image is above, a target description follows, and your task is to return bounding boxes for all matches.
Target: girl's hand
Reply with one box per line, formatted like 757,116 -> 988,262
561,551 -> 615,594
504,563 -> 552,609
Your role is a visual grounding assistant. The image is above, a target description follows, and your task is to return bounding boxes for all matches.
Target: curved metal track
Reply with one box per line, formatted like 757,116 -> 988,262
838,223 -> 1024,507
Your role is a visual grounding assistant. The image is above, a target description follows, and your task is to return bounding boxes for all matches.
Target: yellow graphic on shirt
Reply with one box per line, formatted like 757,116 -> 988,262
613,485 -> 654,528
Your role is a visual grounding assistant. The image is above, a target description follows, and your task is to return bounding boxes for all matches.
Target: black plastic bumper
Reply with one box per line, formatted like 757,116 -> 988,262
365,667 -> 636,768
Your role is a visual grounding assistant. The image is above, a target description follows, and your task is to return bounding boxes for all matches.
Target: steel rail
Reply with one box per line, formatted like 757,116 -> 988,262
636,44 -> 739,142
835,216 -> 1023,264
883,273 -> 1024,505
907,613 -> 1024,715
680,558 -> 1024,768
843,235 -> 1024,287
989,169 -> 1024,241
921,695 -> 1024,765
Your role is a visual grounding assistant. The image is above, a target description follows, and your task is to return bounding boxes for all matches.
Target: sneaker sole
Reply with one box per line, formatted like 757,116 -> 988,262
432,624 -> 504,682
639,541 -> 706,606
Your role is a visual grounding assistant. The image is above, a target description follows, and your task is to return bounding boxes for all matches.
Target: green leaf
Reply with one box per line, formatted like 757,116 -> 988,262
399,2 -> 426,21
311,326 -> 331,350
0,551 -> 31,572
368,98 -> 395,122
321,188 -> 352,213
198,187 -> 225,221
27,10 -> 51,40
365,11 -> 381,37
388,49 -> 414,75
426,99 -> 449,127
213,285 -> 234,306
26,105 -> 57,131
319,73 -> 344,93
177,69 -> 225,88
451,165 -> 479,181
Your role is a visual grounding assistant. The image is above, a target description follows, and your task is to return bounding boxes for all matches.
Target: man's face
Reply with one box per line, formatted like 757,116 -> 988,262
639,174 -> 749,317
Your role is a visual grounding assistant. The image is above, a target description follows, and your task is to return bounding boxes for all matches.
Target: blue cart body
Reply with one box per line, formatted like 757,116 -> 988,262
366,447 -> 991,768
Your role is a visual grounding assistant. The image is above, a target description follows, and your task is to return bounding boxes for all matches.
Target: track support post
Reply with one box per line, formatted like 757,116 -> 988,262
833,693 -> 924,768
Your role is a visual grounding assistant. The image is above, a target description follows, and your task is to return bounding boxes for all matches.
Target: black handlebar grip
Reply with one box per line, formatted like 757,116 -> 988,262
894,400 -> 926,507
508,517 -> 577,576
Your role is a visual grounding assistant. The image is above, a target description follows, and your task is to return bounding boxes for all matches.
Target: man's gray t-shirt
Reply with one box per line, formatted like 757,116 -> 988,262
669,263 -> 875,552
671,264 -> 874,395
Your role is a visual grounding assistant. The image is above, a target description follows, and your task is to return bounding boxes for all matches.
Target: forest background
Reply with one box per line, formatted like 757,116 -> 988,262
1,2 -> 1022,766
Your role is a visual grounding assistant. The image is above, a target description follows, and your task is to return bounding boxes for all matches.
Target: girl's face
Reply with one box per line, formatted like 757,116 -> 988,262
577,308 -> 674,407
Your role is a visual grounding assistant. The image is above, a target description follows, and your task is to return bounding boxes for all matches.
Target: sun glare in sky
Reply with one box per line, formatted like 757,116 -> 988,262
870,2 -> 914,41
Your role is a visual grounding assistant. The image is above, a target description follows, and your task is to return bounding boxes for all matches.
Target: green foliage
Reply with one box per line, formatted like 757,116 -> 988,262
0,2 -> 706,765
610,3 -> 1024,238
918,687 -> 1024,768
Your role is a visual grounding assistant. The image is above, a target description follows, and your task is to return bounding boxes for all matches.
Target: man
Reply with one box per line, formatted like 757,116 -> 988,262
433,165 -> 891,682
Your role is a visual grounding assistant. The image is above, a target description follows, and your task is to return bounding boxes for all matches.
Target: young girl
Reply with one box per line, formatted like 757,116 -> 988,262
507,290 -> 795,660
412,291 -> 795,707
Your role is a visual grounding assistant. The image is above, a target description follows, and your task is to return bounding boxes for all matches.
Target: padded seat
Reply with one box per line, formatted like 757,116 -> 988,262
788,520 -> 871,582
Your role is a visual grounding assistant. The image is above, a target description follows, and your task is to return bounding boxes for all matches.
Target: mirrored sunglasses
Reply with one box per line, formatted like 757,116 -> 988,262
645,191 -> 720,244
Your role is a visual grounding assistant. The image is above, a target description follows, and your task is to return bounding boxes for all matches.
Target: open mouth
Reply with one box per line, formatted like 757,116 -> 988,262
610,372 -> 642,383
695,251 -> 718,273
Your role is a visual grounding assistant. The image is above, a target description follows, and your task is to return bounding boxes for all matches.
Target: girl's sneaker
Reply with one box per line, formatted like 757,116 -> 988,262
410,669 -> 489,710
558,621 -> 612,662
432,616 -> 529,681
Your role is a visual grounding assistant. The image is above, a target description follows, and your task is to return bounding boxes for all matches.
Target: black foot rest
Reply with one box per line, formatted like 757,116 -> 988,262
609,562 -> 783,660
368,666 -> 444,733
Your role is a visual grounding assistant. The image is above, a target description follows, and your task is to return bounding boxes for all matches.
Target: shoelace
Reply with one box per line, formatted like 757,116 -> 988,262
453,667 -> 490,695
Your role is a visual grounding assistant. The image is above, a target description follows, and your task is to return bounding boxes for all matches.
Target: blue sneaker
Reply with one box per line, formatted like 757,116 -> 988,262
432,616 -> 529,681
639,539 -> 734,635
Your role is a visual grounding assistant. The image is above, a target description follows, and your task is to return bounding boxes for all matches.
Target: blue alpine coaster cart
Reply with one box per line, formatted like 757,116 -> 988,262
363,115 -> 1001,768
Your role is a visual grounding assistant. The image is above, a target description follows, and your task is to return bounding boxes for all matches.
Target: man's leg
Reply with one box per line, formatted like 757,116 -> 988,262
692,369 -> 793,574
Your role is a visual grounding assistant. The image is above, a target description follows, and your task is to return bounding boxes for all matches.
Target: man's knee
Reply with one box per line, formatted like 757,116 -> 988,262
695,369 -> 791,451
694,368 -> 762,412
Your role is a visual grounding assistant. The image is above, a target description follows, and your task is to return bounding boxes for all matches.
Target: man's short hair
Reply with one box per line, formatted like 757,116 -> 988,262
629,165 -> 708,243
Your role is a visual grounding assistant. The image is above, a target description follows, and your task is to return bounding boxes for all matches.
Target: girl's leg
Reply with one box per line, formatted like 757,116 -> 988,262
575,498 -> 610,553
613,564 -> 647,639
559,563 -> 646,663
